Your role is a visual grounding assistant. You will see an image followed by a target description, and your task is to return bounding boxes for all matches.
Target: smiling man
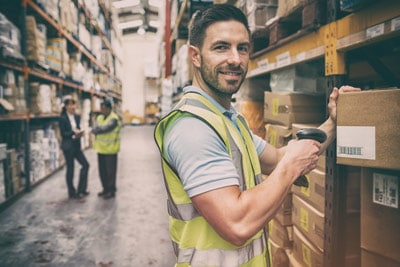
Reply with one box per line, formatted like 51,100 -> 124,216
154,4 -> 359,267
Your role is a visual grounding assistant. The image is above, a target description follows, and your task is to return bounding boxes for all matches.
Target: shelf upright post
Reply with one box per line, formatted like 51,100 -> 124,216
20,0 -> 31,192
165,0 -> 171,78
324,1 -> 350,266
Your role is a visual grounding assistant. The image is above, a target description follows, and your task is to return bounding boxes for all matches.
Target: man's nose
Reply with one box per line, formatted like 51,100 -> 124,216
227,49 -> 241,65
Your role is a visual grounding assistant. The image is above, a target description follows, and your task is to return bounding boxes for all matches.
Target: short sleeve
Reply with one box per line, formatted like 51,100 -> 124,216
165,116 -> 240,197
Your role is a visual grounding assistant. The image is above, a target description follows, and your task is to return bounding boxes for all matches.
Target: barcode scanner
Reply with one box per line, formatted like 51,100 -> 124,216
293,128 -> 327,187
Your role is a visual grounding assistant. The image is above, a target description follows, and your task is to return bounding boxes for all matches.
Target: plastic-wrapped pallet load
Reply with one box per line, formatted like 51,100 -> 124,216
35,0 -> 59,21
0,13 -> 24,61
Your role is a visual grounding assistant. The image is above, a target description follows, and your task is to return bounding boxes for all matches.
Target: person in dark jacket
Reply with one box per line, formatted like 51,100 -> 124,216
59,96 -> 90,199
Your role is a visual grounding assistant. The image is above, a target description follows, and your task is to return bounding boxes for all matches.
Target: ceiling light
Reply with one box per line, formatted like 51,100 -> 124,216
113,0 -> 140,9
117,19 -> 143,29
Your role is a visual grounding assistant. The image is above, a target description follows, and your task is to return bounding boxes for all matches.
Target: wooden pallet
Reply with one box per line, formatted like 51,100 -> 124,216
251,0 -> 326,55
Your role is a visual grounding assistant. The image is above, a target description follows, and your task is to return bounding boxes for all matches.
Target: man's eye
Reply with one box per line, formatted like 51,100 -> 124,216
238,46 -> 249,53
215,45 -> 229,51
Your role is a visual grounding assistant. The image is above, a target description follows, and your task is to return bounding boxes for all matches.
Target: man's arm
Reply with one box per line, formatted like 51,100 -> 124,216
191,137 -> 319,246
192,85 -> 361,247
92,118 -> 118,134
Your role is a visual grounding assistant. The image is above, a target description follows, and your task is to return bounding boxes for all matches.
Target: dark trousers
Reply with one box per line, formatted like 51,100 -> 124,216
98,153 -> 117,193
63,148 -> 90,196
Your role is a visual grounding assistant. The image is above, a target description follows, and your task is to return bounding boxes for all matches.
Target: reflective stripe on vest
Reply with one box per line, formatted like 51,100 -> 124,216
94,111 -> 121,154
154,92 -> 266,267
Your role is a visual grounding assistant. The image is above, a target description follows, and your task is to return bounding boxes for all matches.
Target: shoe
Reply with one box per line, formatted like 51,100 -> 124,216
97,191 -> 106,197
69,193 -> 81,199
102,192 -> 115,199
78,191 -> 90,197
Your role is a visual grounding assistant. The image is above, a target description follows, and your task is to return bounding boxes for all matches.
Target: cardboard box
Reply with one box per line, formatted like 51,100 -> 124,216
336,89 -> 400,170
274,193 -> 293,226
361,168 -> 400,262
264,91 -> 325,128
292,194 -> 324,251
291,169 -> 326,213
361,249 -> 400,267
265,124 -> 292,148
268,218 -> 293,249
292,226 -> 324,267
268,238 -> 290,267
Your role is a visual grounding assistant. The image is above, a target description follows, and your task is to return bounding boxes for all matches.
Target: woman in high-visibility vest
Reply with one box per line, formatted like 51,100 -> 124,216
154,4 -> 360,267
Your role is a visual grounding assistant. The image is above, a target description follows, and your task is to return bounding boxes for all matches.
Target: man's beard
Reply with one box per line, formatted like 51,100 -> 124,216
200,62 -> 246,98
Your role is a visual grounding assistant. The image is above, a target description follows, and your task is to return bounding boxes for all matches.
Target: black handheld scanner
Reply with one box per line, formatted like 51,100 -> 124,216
293,128 -> 327,187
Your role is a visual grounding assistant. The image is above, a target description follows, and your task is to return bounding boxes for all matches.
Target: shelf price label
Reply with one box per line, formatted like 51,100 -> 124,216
366,23 -> 384,39
276,51 -> 290,68
391,16 -> 400,31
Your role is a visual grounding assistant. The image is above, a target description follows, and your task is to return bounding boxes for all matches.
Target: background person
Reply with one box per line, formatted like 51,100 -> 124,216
91,99 -> 121,199
154,4 -> 361,266
59,96 -> 90,199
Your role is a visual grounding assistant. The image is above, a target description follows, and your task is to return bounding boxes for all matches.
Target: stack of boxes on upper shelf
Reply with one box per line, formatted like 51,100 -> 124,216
0,0 -> 122,106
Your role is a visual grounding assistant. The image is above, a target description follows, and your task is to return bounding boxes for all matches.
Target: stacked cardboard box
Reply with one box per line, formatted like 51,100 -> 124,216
336,89 -> 400,266
25,16 -> 47,67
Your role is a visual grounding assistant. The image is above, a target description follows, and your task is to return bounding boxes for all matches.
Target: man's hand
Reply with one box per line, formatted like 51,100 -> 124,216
328,85 -> 361,122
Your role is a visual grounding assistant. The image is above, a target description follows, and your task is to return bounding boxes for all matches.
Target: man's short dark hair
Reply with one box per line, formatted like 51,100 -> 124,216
101,100 -> 112,109
189,4 -> 250,49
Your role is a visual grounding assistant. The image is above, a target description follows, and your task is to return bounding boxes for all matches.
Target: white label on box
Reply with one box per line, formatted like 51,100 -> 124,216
337,126 -> 375,159
373,172 -> 398,208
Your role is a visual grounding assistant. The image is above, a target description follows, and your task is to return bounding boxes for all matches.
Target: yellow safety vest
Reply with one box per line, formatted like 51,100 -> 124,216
94,111 -> 121,154
154,92 -> 269,267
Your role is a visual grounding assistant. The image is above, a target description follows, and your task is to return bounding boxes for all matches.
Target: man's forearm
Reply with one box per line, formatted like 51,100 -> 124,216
318,116 -> 336,154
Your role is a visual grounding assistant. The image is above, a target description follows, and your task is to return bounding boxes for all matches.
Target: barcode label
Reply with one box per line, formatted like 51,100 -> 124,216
337,126 -> 375,160
373,173 -> 399,209
338,146 -> 363,156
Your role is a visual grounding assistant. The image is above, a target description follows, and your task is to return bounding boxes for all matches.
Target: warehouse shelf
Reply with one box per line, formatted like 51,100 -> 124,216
78,0 -> 116,59
0,0 -> 122,208
244,1 -> 400,267
247,0 -> 400,77
0,60 -> 107,98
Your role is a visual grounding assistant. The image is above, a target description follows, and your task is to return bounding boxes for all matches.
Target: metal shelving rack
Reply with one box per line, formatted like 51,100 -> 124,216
247,0 -> 400,266
0,0 -> 122,210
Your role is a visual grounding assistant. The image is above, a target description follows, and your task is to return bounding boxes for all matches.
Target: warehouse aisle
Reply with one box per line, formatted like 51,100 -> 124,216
0,125 -> 175,267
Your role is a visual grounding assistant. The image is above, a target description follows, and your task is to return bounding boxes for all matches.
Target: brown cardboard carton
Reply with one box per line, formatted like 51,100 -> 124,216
291,226 -> 324,267
264,91 -> 325,128
265,124 -> 292,148
268,218 -> 293,249
274,193 -> 293,226
291,169 -> 326,213
361,168 -> 400,262
361,249 -> 400,267
268,238 -> 290,267
336,89 -> 400,170
292,194 -> 324,251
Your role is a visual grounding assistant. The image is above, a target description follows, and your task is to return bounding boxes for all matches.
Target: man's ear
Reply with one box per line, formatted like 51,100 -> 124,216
188,45 -> 201,68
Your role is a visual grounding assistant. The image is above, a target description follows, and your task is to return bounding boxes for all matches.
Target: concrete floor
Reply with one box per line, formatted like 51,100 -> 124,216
0,125 -> 176,267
